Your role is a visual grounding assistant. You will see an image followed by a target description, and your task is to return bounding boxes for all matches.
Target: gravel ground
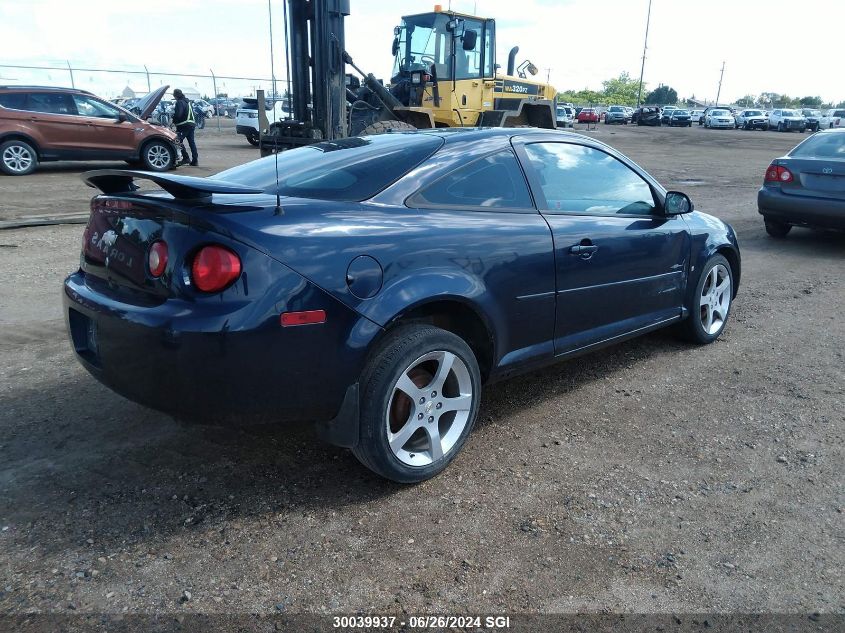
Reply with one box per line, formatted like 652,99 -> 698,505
0,123 -> 843,623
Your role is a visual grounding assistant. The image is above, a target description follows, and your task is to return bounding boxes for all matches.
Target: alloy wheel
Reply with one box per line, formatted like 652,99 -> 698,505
699,264 -> 731,335
2,144 -> 33,174
385,350 -> 473,467
146,144 -> 171,169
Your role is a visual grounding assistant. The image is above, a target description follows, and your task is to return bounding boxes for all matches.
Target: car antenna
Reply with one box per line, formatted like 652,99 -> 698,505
269,0 -> 286,214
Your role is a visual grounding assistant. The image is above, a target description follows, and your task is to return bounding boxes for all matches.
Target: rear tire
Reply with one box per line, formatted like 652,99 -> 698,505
246,132 -> 260,147
140,140 -> 175,171
0,139 -> 38,175
360,120 -> 417,135
764,218 -> 791,238
352,324 -> 481,483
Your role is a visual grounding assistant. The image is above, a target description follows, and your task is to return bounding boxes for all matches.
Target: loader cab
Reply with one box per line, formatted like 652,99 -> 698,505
390,10 -> 495,111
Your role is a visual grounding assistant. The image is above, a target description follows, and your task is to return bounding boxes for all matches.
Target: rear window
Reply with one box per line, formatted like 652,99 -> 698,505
212,133 -> 443,202
790,133 -> 845,159
0,93 -> 27,109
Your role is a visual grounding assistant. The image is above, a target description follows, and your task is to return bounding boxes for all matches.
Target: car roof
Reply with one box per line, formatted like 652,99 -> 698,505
0,85 -> 94,96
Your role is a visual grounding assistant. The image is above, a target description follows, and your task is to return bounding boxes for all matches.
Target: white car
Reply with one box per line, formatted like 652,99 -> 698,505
192,99 -> 215,118
235,100 -> 292,146
689,109 -> 704,124
704,109 -> 735,129
820,109 -> 844,129
768,109 -> 807,132
734,109 -> 768,130
555,106 -> 574,128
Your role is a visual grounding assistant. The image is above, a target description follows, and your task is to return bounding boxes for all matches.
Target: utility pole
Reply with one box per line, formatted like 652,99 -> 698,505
545,68 -> 551,84
715,61 -> 725,106
636,0 -> 652,108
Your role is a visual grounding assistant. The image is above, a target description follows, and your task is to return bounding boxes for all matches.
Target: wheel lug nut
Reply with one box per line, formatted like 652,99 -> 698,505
436,402 -> 442,409
417,413 -> 423,420
428,416 -> 434,422
431,391 -> 437,398
419,397 -> 425,404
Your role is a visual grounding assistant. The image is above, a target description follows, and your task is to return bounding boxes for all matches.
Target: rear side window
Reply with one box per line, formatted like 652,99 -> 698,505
408,150 -> 533,209
0,93 -> 27,110
25,92 -> 76,115
790,133 -> 845,159
212,133 -> 443,202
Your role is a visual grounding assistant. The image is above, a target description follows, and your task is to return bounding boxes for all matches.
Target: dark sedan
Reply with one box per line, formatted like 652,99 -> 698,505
758,128 -> 845,236
636,107 -> 661,126
668,109 -> 693,127
64,128 -> 741,483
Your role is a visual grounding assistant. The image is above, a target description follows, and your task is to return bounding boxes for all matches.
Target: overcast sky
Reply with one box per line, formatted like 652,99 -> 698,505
0,0 -> 841,104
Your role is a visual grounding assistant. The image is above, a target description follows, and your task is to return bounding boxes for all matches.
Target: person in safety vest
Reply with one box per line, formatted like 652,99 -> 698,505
172,89 -> 198,166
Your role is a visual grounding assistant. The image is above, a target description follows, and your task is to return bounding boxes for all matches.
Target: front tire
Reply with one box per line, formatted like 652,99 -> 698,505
352,325 -> 481,483
764,218 -> 791,238
246,131 -> 260,147
679,254 -> 733,344
140,140 -> 175,171
0,139 -> 38,175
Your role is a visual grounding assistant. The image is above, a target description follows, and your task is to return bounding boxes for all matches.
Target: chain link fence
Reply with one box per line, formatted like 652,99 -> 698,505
0,61 -> 288,130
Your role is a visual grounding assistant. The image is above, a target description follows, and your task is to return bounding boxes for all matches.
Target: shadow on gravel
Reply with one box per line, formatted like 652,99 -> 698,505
0,328 -> 691,558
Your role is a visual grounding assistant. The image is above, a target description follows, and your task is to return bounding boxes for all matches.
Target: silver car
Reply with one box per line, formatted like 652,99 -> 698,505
704,109 -> 735,129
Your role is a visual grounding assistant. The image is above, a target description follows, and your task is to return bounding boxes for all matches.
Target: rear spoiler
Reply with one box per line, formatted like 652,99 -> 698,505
82,170 -> 264,201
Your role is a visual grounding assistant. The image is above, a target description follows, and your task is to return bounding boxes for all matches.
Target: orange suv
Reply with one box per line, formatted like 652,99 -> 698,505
0,85 -> 179,175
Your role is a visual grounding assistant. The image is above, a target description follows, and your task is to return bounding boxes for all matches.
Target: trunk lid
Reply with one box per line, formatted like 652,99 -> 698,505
80,170 -> 265,301
779,157 -> 845,201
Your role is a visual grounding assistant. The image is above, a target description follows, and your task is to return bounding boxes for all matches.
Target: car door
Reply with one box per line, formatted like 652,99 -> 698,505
71,95 -> 136,154
402,147 -> 557,373
21,92 -> 89,153
513,137 -> 690,355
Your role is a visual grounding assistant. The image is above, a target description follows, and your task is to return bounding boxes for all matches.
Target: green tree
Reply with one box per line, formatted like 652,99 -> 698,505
798,96 -> 822,107
736,95 -> 756,107
601,72 -> 642,105
644,85 -> 678,105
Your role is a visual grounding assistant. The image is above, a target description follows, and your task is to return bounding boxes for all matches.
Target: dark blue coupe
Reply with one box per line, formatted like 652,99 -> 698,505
64,128 -> 740,482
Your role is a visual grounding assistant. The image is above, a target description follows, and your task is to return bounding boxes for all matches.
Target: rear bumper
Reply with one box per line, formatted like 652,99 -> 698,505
63,262 -> 378,427
758,186 -> 845,230
235,124 -> 258,136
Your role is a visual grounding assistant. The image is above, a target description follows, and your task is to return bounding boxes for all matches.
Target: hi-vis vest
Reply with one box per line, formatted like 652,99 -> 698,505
178,99 -> 195,127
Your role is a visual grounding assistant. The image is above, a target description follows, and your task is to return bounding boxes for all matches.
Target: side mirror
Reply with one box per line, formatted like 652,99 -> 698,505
462,30 -> 477,51
116,113 -> 128,123
664,191 -> 693,215
392,37 -> 399,57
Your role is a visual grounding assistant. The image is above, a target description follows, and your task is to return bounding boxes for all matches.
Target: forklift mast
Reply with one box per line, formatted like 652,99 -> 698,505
266,0 -> 350,151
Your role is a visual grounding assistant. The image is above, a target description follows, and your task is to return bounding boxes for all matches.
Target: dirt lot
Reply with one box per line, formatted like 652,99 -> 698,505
0,123 -> 843,622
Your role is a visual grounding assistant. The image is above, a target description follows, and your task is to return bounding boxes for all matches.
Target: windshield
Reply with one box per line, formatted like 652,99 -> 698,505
803,110 -> 821,116
711,110 -> 728,116
672,110 -> 689,115
744,110 -> 762,116
213,134 -> 443,201
392,13 -> 489,81
790,132 -> 845,159
608,106 -> 623,112
782,110 -> 801,117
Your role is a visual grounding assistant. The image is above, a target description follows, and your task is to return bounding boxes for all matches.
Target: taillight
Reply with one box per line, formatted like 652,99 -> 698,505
191,245 -> 241,293
765,164 -> 793,183
148,241 -> 168,277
